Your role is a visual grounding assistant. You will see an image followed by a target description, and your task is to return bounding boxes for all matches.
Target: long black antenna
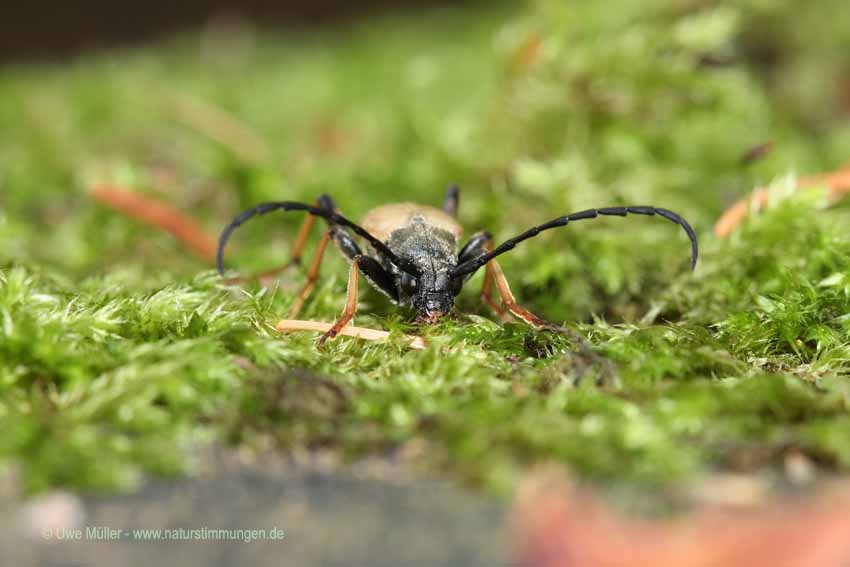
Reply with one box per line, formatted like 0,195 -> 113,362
216,201 -> 420,276
450,206 -> 698,279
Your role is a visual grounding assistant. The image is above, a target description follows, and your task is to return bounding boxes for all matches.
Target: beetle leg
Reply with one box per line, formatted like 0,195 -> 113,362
458,231 -> 509,320
288,207 -> 320,264
480,261 -> 510,321
356,255 -> 399,302
320,258 -> 361,345
318,252 -> 400,344
475,236 -> 551,327
229,195 -> 336,285
485,256 -> 551,327
465,235 -> 614,382
327,225 -> 398,301
248,213 -> 316,286
291,221 -> 399,317
443,184 -> 460,217
329,225 -> 362,262
458,230 -> 492,264
289,218 -> 363,317
288,230 -> 331,317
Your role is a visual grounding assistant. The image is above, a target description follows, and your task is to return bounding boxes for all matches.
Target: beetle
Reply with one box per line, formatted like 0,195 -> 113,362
217,185 -> 698,344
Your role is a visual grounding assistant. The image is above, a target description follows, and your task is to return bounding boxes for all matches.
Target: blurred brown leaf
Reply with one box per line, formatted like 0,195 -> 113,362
514,473 -> 850,567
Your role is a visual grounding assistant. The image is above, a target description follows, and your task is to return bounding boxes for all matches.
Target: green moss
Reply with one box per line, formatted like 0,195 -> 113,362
2,1 -> 850,496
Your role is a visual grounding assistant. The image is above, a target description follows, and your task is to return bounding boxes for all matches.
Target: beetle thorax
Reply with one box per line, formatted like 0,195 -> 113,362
384,220 -> 458,320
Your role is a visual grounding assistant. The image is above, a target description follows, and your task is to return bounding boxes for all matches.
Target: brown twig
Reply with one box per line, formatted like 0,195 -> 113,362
714,164 -> 850,238
90,185 -> 218,262
275,319 -> 428,350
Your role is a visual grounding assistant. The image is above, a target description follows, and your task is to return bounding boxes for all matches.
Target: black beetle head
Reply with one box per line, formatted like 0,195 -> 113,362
403,258 -> 463,323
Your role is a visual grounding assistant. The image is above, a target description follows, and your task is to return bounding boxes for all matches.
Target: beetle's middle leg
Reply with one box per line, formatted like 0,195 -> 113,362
287,230 -> 331,317
288,223 -> 367,318
237,195 -> 336,286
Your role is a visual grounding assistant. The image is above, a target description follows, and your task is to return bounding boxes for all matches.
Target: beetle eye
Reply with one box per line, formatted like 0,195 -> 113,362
400,273 -> 417,294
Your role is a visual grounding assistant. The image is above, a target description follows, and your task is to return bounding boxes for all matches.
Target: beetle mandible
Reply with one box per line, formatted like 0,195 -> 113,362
217,185 -> 698,343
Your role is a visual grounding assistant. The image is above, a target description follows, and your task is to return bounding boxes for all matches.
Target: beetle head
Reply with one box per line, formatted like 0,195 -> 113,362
403,258 -> 463,323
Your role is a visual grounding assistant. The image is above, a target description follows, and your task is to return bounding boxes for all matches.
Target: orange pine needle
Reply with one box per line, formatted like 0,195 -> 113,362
90,185 -> 218,262
714,165 -> 850,238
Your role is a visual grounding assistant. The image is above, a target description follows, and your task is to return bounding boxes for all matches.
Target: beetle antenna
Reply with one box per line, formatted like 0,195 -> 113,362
217,201 -> 420,276
450,206 -> 698,279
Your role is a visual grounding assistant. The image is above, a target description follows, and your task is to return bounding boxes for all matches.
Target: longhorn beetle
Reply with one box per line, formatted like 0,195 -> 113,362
217,186 -> 698,344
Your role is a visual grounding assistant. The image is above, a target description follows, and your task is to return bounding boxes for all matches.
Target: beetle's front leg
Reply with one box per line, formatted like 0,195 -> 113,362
483,255 -> 552,328
291,219 -> 390,318
459,231 -> 506,319
319,255 -> 399,345
460,231 -> 551,326
479,261 -> 510,322
459,233 -> 616,383
320,258 -> 361,345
